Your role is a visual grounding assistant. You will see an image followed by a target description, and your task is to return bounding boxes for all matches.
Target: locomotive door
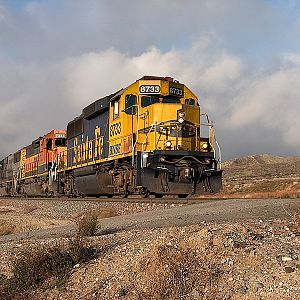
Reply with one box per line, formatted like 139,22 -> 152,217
124,94 -> 138,155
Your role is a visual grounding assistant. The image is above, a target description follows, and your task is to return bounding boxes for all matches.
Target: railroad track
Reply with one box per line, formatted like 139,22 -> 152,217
0,195 -> 223,205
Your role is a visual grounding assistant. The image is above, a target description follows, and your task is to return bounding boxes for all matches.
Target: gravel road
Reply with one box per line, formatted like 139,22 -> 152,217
0,197 -> 299,244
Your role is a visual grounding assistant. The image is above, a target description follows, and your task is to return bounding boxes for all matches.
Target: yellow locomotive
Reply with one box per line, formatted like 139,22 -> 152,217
59,76 -> 222,198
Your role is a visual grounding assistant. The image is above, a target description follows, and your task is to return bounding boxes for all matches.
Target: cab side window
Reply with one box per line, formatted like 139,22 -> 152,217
112,99 -> 120,119
185,98 -> 196,105
125,94 -> 137,115
46,138 -> 52,150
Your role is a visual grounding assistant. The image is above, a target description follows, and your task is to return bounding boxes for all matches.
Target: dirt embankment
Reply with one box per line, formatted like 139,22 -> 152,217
1,216 -> 299,300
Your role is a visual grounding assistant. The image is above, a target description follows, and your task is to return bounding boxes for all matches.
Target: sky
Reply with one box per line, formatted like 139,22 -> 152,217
0,0 -> 300,160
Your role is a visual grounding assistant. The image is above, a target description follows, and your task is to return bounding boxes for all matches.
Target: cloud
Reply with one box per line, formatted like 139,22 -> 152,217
0,0 -> 300,159
1,40 -> 300,159
0,42 -> 243,157
0,4 -> 7,22
228,63 -> 300,152
1,0 -> 298,61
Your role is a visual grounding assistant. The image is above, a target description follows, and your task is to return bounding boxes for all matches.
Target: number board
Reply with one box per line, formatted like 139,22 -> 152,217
110,122 -> 121,137
55,133 -> 66,138
139,85 -> 160,94
169,86 -> 183,97
109,143 -> 121,155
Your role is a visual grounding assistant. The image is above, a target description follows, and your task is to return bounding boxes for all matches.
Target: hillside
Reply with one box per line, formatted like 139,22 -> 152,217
221,154 -> 300,197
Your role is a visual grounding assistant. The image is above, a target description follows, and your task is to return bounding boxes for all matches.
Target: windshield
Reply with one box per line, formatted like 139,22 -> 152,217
162,96 -> 180,104
141,96 -> 160,107
55,138 -> 66,147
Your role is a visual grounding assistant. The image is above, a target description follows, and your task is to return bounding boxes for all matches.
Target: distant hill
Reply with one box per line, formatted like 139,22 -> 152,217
221,154 -> 300,197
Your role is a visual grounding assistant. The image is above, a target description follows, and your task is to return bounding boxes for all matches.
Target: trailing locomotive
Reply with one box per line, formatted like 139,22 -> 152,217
0,130 -> 66,197
0,76 -> 222,198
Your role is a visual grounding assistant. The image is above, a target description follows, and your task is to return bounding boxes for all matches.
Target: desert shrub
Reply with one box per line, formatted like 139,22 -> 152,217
68,237 -> 87,264
76,211 -> 99,236
133,244 -> 219,300
0,238 -> 92,300
11,246 -> 73,289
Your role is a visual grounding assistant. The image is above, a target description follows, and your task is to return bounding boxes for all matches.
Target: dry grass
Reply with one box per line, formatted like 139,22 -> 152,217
23,206 -> 38,214
243,191 -> 300,199
0,220 -> 15,236
0,238 -> 92,300
20,225 -> 40,233
73,206 -> 118,221
94,206 -> 118,219
213,190 -> 300,200
132,243 -> 220,300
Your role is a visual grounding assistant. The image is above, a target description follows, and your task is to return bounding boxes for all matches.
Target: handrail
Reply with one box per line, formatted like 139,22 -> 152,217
141,122 -> 156,153
214,136 -> 222,169
127,104 -> 140,166
200,112 -> 222,168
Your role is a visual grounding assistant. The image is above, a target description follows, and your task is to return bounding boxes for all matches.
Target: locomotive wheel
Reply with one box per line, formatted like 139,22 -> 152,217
46,191 -> 54,198
155,193 -> 163,198
142,190 -> 149,198
118,181 -> 128,198
119,192 -> 128,198
178,194 -> 189,199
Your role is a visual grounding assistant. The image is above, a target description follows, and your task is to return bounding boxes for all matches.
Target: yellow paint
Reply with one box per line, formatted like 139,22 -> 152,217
94,127 -> 103,158
20,171 -> 48,180
20,148 -> 26,179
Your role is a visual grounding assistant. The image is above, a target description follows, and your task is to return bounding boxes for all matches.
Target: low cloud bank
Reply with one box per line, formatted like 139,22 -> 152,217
1,43 -> 300,159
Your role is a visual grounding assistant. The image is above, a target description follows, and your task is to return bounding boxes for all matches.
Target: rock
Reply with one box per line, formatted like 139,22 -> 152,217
118,287 -> 128,297
239,286 -> 248,294
254,281 -> 264,292
281,256 -> 293,261
284,266 -> 295,273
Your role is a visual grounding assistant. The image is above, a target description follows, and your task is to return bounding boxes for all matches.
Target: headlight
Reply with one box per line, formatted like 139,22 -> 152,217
177,110 -> 185,123
202,142 -> 209,149
166,141 -> 172,148
178,111 -> 185,118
